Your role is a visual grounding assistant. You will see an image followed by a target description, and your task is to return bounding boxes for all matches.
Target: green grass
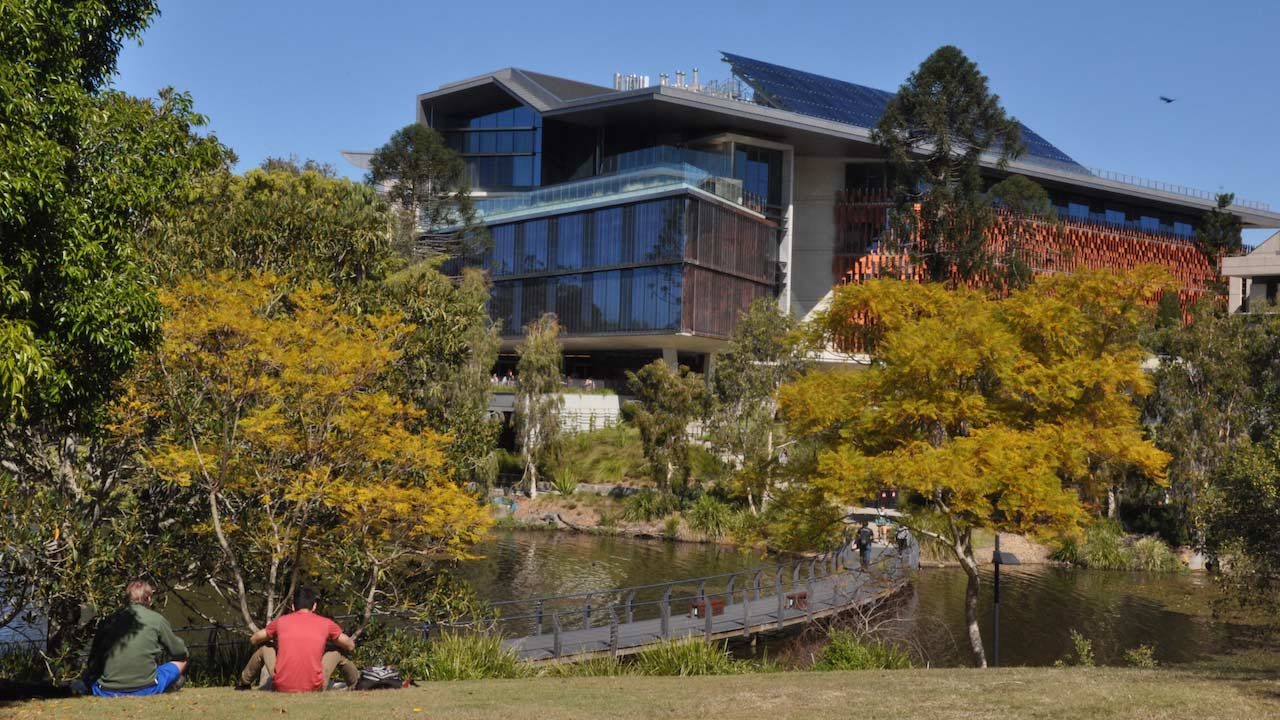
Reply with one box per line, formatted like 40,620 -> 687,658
12,662 -> 1280,719
557,425 -> 648,485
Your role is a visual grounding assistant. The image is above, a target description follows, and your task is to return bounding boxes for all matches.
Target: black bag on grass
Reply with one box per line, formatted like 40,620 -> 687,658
355,666 -> 409,690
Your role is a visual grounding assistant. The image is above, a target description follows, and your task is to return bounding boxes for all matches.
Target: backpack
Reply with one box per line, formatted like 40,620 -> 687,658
355,666 -> 409,690
856,526 -> 874,547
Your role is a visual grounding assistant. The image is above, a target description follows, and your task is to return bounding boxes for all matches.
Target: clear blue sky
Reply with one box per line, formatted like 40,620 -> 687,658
115,0 -> 1279,238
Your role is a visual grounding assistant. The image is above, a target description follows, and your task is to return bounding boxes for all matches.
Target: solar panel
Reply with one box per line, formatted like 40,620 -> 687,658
721,52 -> 1082,169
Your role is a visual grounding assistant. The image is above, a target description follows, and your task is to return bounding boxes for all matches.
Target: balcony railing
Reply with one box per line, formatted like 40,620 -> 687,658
433,162 -> 765,229
1011,154 -> 1272,213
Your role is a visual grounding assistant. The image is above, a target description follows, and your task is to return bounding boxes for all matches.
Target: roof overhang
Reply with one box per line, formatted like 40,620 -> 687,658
416,71 -> 1280,228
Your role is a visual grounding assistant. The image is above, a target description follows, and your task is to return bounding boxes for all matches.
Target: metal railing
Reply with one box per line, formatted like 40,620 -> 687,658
431,542 -> 915,659
1011,154 -> 1272,212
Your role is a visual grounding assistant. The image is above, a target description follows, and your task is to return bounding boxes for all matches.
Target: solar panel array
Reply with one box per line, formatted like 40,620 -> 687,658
721,52 -> 1083,169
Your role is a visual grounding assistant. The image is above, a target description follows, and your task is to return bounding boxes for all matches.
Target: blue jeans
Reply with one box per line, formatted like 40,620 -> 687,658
91,662 -> 183,697
859,545 -> 872,567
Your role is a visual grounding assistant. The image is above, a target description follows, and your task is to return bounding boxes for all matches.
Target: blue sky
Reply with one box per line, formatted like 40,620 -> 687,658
115,0 -> 1279,238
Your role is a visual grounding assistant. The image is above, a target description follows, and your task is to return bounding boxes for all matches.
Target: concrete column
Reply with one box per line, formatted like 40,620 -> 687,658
662,347 -> 678,368
1228,276 -> 1243,314
704,352 -> 717,380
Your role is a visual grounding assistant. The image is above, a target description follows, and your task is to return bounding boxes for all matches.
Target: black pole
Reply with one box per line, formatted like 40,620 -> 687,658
993,532 -> 1001,668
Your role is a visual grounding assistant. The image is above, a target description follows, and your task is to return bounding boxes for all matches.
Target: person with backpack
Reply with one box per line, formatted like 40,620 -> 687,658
855,520 -> 875,569
237,587 -> 360,692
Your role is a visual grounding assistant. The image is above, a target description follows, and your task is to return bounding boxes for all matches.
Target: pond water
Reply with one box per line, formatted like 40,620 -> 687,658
459,530 -> 1258,667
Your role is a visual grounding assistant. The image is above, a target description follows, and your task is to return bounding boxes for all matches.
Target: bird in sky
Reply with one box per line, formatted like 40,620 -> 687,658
1159,96 -> 1176,104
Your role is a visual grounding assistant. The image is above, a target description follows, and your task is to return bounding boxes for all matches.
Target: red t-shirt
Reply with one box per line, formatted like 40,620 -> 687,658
264,611 -> 343,692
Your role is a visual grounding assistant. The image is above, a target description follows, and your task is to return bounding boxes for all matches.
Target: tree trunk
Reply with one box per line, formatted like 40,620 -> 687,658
956,536 -> 988,668
525,458 -> 538,499
1107,486 -> 1119,519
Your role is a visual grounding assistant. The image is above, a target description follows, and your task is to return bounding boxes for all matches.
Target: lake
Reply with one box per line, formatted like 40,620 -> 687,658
459,530 -> 1257,667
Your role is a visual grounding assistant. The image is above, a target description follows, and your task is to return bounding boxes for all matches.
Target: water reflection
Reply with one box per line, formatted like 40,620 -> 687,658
461,531 -> 1251,667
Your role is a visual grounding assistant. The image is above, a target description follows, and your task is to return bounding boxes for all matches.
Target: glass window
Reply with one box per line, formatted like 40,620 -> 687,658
554,215 -> 582,269
513,130 -> 534,153
1105,209 -> 1127,225
1068,202 -> 1089,218
1173,221 -> 1193,237
512,156 -> 534,187
594,208 -> 623,266
491,224 -> 516,275
523,220 -> 548,272
1140,215 -> 1161,231
495,131 -> 514,154
495,157 -> 514,187
478,131 -> 495,154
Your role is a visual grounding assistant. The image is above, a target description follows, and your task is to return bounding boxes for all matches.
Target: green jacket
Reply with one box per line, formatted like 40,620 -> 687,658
87,604 -> 188,690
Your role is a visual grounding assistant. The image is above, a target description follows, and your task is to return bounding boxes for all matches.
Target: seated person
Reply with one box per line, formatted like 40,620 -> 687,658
238,586 -> 359,692
83,578 -> 188,697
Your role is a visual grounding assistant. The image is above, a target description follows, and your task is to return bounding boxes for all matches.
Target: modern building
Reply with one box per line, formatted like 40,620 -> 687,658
372,53 -> 1280,380
1221,230 -> 1280,313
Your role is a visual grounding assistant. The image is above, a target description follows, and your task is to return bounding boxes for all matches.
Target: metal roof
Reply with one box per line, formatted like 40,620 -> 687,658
721,51 -> 1083,169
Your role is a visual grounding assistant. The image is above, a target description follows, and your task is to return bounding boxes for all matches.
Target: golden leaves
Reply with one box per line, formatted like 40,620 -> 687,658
785,268 -> 1171,539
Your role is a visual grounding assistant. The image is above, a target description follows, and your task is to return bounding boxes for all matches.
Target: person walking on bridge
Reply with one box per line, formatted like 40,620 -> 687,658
855,520 -> 875,569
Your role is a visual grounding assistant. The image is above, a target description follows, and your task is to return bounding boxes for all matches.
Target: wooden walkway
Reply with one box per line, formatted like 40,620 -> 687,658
490,545 -> 914,662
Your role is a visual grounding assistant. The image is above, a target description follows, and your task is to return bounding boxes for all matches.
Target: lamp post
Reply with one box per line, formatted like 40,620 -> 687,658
992,533 -> 1020,667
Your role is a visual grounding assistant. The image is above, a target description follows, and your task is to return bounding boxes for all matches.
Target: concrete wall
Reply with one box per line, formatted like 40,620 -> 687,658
488,391 -> 623,433
789,157 -> 845,319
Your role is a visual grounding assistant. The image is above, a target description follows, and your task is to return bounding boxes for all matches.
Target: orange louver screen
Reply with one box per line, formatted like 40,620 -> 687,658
831,189 -> 1220,352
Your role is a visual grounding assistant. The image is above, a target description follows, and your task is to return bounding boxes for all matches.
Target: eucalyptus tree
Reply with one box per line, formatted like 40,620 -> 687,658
515,314 -> 564,498
708,299 -> 811,512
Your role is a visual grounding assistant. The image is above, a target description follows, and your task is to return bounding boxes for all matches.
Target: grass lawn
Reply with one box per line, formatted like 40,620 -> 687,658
8,663 -> 1280,720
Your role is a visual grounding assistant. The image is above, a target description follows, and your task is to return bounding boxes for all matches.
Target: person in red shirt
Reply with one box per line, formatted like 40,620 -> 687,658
237,587 -> 360,692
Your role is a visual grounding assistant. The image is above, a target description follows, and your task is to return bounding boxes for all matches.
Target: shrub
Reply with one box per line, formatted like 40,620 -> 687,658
623,489 -> 677,522
551,470 -> 579,497
355,629 -> 526,682
631,638 -> 749,676
685,494 -> 734,538
1052,521 -> 1184,572
663,516 -> 681,539
1055,629 -> 1095,667
422,632 -> 527,681
1123,643 -> 1159,668
812,629 -> 912,670
1130,536 -> 1183,573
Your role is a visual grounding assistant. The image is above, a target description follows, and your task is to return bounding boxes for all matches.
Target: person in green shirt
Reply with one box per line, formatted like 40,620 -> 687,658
82,578 -> 189,697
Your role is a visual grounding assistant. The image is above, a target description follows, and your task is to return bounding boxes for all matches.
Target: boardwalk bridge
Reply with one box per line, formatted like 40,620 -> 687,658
451,543 -> 918,662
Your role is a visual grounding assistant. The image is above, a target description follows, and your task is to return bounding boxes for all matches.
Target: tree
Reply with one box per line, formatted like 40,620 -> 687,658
367,124 -> 483,257
872,46 -> 1024,286
0,1 -> 228,670
625,360 -> 708,496
515,314 -> 564,498
141,158 -> 396,290
387,264 -> 502,488
1,0 -> 229,423
708,299 -> 810,513
1143,304 -> 1280,543
1202,437 -> 1280,619
780,270 -> 1169,667
134,273 -> 490,631
1194,193 -> 1243,265
985,175 -> 1057,292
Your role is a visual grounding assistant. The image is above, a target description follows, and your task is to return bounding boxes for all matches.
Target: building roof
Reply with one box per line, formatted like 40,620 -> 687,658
414,56 -> 1280,228
720,52 -> 1083,170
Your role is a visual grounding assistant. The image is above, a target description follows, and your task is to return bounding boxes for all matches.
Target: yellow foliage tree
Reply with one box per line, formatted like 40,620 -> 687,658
780,269 -> 1169,667
135,272 -> 490,631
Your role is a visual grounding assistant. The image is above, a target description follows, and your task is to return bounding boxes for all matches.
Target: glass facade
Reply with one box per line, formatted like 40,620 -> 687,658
440,105 -> 541,190
464,194 -> 776,338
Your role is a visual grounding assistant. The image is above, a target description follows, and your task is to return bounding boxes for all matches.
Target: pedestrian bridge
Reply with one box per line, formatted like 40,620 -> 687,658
449,543 -> 917,662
